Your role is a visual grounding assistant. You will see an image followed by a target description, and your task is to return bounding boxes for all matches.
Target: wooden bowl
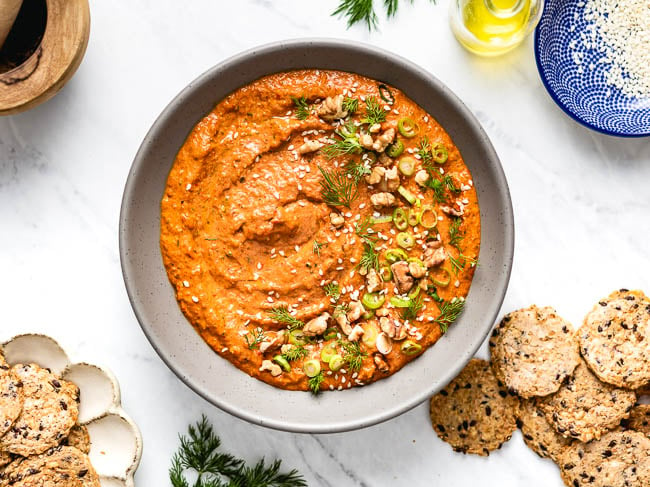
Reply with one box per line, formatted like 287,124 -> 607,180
0,0 -> 90,115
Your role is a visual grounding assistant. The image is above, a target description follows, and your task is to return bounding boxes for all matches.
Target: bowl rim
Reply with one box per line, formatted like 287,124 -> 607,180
119,37 -> 515,433
533,4 -> 650,138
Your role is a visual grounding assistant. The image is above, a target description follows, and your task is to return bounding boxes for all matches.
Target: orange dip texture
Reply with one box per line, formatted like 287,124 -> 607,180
160,70 -> 480,393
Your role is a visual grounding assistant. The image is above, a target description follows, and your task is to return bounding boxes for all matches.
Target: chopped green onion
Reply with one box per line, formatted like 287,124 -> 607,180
369,214 -> 393,225
386,140 -> 404,158
390,296 -> 411,308
320,343 -> 338,363
379,264 -> 393,281
362,325 -> 378,348
362,292 -> 386,310
407,208 -> 420,226
363,309 -> 375,320
398,156 -> 416,176
431,267 -> 452,287
339,122 -> 357,138
418,205 -> 438,229
323,327 -> 339,340
273,355 -> 291,372
289,330 -> 308,345
426,285 -> 444,303
303,359 -> 321,378
378,83 -> 395,104
329,354 -> 344,371
432,144 -> 448,164
407,285 -> 421,300
385,248 -> 408,263
396,232 -> 415,249
400,340 -> 422,356
397,117 -> 419,138
397,185 -> 417,205
392,207 -> 408,230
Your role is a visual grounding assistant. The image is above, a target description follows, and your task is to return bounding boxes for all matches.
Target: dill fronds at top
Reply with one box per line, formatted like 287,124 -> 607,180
344,159 -> 371,183
318,166 -> 359,208
324,282 -> 341,301
268,307 -> 304,331
361,96 -> 387,126
401,294 -> 424,321
433,298 -> 466,333
342,96 -> 359,114
170,415 -> 306,487
339,339 -> 367,372
244,328 -> 265,350
308,371 -> 325,395
332,0 -> 437,31
291,96 -> 310,120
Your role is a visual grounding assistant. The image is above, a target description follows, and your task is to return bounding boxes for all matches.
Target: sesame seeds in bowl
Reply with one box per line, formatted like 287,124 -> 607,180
535,0 -> 650,137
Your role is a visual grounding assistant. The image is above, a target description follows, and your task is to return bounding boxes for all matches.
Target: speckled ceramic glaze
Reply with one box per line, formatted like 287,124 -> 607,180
119,39 -> 514,433
1,334 -> 142,487
535,0 -> 650,137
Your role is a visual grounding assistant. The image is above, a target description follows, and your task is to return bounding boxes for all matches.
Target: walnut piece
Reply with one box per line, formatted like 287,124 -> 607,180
415,169 -> 429,187
365,268 -> 381,293
370,192 -> 396,208
365,166 -> 386,186
374,353 -> 390,373
329,212 -> 345,228
391,261 -> 414,294
359,133 -> 374,150
372,128 -> 396,153
408,261 -> 426,279
348,325 -> 365,342
423,241 -> 447,268
298,140 -> 324,154
303,312 -> 330,336
379,316 -> 396,338
317,94 -> 348,121
347,300 -> 364,323
259,360 -> 282,377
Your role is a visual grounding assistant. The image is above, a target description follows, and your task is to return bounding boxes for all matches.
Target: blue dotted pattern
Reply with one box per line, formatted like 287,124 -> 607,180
535,0 -> 650,137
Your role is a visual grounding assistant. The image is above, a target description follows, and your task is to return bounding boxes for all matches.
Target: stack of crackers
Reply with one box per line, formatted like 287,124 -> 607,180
430,288 -> 650,486
0,351 -> 100,486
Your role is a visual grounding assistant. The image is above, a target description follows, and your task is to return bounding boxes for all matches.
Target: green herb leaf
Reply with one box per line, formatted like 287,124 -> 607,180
359,241 -> 380,272
318,165 -> 359,208
308,371 -> 325,395
417,136 -> 433,165
400,294 -> 424,321
344,159 -> 371,183
361,96 -> 387,126
321,134 -> 363,159
268,307 -> 305,331
339,339 -> 367,372
354,216 -> 376,244
244,328 -> 266,350
312,240 -> 326,256
324,282 -> 341,301
433,298 -> 466,333
448,217 -> 464,250
425,177 -> 447,204
332,0 -> 378,30
342,96 -> 359,114
282,345 -> 308,362
291,96 -> 310,120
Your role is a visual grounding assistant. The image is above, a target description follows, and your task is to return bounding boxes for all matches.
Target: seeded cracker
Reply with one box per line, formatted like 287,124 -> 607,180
538,360 -> 636,443
62,424 -> 91,454
429,359 -> 519,456
1,445 -> 100,487
517,398 -> 573,463
580,289 -> 650,390
489,305 -> 580,398
559,430 -> 650,487
0,364 -> 79,456
621,404 -> 650,438
0,354 -> 23,438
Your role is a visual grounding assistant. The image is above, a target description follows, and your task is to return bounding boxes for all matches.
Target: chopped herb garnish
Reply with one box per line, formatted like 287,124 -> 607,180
443,175 -> 461,193
244,328 -> 265,350
433,298 -> 466,333
378,83 -> 395,105
308,371 -> 325,395
324,282 -> 341,301
339,340 -> 367,372
344,159 -> 371,183
268,307 -> 304,331
354,216 -> 376,244
448,217 -> 464,249
321,132 -> 363,159
425,177 -> 448,204
332,0 -> 437,31
318,165 -> 359,208
450,253 -> 479,275
417,137 -> 433,165
361,96 -> 387,126
291,96 -> 310,120
359,241 -> 380,272
342,96 -> 359,114
169,415 -> 306,487
282,345 -> 308,362
333,302 -> 349,317
312,240 -> 326,256
401,294 -> 424,321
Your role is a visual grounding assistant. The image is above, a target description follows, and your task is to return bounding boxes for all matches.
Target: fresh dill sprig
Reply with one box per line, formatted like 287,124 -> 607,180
425,177 -> 447,204
359,241 -> 380,272
324,282 -> 341,301
313,240 -> 326,256
401,294 -> 424,321
433,298 -> 466,333
443,174 -> 461,193
339,340 -> 367,372
244,328 -> 265,350
332,0 -> 437,31
417,136 -> 433,165
450,253 -> 478,275
354,216 -> 376,244
333,302 -> 349,317
291,96 -> 310,120
282,345 -> 308,362
344,159 -> 371,183
308,371 -> 325,395
268,307 -> 305,331
170,416 -> 306,487
321,134 -> 362,159
361,96 -> 387,126
448,217 -> 464,249
318,166 -> 359,208
342,96 -> 359,114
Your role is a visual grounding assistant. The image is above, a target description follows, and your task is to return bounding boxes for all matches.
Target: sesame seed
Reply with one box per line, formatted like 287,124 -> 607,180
183,280 -> 189,287
191,296 -> 199,303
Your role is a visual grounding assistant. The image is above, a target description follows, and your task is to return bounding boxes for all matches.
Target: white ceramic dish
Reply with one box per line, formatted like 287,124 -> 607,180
1,334 -> 142,487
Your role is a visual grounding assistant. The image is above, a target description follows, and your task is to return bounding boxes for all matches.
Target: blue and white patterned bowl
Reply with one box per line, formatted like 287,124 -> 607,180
535,0 -> 650,137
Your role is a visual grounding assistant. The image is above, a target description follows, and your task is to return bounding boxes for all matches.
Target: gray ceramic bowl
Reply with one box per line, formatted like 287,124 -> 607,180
119,39 -> 514,433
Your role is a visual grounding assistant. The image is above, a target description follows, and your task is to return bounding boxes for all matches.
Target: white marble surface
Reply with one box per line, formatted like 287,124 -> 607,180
1,1 -> 649,486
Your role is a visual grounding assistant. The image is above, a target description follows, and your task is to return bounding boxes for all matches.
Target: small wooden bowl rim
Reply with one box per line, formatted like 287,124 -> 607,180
0,0 -> 90,115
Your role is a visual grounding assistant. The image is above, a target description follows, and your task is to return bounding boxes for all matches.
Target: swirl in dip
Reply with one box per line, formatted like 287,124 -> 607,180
160,70 -> 480,393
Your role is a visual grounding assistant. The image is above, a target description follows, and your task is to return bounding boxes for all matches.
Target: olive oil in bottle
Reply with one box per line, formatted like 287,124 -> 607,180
449,0 -> 544,56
